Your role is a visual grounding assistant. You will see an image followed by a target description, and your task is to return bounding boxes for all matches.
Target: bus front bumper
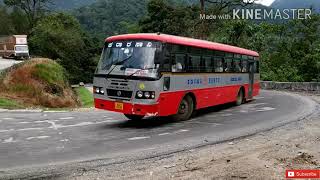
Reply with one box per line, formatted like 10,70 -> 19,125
94,98 -> 159,116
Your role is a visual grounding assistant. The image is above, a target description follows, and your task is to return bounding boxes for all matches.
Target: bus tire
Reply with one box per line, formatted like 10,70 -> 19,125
172,95 -> 194,121
124,114 -> 144,121
235,88 -> 244,106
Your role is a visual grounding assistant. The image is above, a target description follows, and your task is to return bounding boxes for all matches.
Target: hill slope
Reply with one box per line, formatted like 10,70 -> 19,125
0,0 -> 96,10
0,59 -> 79,108
74,0 -> 147,39
52,0 -> 96,10
271,0 -> 320,13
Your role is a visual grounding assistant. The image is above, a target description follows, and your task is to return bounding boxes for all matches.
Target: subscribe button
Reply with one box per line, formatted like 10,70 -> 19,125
286,170 -> 320,179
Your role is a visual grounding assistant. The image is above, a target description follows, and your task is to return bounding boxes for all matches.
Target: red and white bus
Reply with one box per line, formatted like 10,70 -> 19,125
94,33 -> 260,121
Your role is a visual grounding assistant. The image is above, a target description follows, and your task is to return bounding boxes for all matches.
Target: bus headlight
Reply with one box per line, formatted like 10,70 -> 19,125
151,92 -> 155,99
136,91 -> 155,99
144,92 -> 150,98
93,86 -> 105,95
137,91 -> 144,98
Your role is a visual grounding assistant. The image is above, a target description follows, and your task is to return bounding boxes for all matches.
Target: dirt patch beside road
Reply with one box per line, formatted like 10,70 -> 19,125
67,93 -> 320,180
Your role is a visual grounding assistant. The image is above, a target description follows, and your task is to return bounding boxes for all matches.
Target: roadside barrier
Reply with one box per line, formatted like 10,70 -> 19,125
260,81 -> 320,92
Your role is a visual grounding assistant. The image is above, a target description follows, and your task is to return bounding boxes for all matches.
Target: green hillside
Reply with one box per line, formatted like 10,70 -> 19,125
271,0 -> 320,11
74,0 -> 147,39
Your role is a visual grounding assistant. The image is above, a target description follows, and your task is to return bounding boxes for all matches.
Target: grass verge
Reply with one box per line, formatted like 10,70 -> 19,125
75,87 -> 94,108
0,97 -> 24,109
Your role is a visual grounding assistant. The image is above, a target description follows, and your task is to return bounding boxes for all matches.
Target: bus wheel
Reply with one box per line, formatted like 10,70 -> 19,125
124,114 -> 144,121
236,89 -> 244,106
173,95 -> 194,121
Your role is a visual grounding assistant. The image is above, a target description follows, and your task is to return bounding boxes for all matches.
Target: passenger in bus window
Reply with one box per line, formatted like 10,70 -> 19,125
215,59 -> 223,72
234,60 -> 241,72
224,59 -> 232,72
242,60 -> 248,72
172,63 -> 183,72
172,54 -> 185,72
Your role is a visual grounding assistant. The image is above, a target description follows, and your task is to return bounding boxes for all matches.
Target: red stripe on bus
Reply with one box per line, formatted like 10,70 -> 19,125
95,83 -> 260,117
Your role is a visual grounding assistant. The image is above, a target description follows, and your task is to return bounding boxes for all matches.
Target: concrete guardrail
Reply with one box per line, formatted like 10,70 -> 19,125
260,81 -> 320,92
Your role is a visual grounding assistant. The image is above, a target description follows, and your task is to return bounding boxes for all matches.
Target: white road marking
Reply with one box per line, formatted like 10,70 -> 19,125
17,127 -> 44,131
26,136 -> 50,140
128,136 -> 150,141
2,118 -> 14,120
43,114 -> 48,117
3,137 -> 16,143
36,120 -> 59,123
0,120 -> 116,133
46,120 -> 58,130
255,96 -> 265,100
18,121 -> 32,124
158,132 -> 171,136
60,139 -> 69,142
59,117 -> 74,120
239,103 -> 269,113
257,107 -> 276,112
175,129 -> 189,134
0,129 -> 14,133
240,110 -> 249,113
221,113 -> 233,117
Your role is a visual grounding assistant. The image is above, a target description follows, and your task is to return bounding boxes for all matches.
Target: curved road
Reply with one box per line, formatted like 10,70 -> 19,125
0,90 -> 317,178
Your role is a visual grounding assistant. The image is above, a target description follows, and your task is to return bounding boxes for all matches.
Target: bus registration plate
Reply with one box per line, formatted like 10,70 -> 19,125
115,102 -> 124,110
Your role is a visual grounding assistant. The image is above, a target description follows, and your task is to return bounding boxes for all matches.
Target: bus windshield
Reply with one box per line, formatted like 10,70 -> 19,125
96,41 -> 160,75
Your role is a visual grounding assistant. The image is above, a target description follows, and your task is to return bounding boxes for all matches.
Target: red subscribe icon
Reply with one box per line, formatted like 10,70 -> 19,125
286,170 -> 320,179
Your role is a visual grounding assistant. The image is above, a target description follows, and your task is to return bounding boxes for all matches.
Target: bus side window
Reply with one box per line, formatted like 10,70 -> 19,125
234,59 -> 241,73
203,56 -> 213,72
188,55 -> 201,72
224,58 -> 233,73
242,59 -> 248,72
162,55 -> 172,72
241,55 -> 248,73
214,57 -> 223,73
172,54 -> 186,72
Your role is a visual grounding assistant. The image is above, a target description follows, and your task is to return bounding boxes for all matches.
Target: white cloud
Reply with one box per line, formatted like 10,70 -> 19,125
255,0 -> 275,6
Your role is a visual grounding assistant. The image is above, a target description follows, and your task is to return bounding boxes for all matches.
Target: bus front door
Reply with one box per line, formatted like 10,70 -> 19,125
248,62 -> 254,99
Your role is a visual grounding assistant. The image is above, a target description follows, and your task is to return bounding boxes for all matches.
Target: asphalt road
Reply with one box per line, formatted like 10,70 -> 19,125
0,90 -> 317,179
0,57 -> 23,71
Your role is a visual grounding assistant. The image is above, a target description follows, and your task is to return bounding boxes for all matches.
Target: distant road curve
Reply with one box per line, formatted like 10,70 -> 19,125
0,57 -> 23,71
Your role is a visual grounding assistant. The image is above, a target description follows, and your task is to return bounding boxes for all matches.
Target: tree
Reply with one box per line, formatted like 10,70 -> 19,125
4,0 -> 51,30
139,0 -> 203,37
199,0 -> 258,13
0,5 -> 15,35
29,13 -> 98,83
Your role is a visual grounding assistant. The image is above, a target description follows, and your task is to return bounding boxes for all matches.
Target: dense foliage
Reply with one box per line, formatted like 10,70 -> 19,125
138,0 -> 320,82
0,0 -> 319,82
29,13 -> 99,83
74,0 -> 147,40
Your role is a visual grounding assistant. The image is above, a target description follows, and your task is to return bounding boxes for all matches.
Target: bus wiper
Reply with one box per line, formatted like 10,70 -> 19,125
106,56 -> 133,77
125,68 -> 155,80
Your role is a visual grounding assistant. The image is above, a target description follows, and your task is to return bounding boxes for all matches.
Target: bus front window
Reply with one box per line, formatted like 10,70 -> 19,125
96,41 -> 160,76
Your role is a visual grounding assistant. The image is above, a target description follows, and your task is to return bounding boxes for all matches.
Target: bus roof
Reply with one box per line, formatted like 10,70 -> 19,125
106,33 -> 259,57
